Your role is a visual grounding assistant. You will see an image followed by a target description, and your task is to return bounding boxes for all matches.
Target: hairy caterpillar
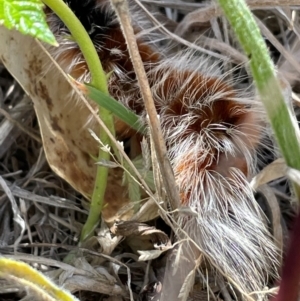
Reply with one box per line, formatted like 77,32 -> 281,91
45,0 -> 279,299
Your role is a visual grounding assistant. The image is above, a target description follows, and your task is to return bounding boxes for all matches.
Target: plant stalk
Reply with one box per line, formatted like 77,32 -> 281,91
217,0 -> 300,192
42,0 -> 115,241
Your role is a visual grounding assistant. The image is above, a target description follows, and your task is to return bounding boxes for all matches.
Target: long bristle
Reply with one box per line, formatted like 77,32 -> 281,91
45,0 -> 279,298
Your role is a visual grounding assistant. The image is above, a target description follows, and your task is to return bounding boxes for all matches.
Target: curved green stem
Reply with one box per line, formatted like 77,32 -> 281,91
42,0 -> 115,241
42,0 -> 108,92
217,0 -> 300,197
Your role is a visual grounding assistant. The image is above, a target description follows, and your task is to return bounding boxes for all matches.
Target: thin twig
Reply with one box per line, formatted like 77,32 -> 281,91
217,276 -> 233,301
175,0 -> 300,37
110,0 -> 180,212
0,107 -> 41,143
134,0 -> 230,62
257,185 -> 283,264
255,16 -> 300,75
137,0 -> 247,64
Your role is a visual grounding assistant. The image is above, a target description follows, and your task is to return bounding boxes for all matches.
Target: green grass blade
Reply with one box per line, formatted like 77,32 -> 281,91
85,84 -> 145,133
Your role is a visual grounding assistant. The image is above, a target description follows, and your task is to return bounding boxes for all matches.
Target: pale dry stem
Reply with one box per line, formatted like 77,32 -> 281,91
110,0 -> 181,212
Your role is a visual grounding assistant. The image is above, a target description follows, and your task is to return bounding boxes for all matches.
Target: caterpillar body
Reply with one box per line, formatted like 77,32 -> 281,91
46,0 -> 279,299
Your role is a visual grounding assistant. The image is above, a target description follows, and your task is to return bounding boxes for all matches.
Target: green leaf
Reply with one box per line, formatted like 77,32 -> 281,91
85,83 -> 146,134
0,0 -> 57,46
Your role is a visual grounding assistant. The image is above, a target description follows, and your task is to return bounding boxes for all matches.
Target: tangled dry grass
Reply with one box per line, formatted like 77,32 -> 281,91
0,0 -> 299,300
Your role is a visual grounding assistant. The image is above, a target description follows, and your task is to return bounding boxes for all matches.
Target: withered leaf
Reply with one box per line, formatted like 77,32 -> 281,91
250,158 -> 286,190
0,26 -> 130,223
110,220 -> 171,253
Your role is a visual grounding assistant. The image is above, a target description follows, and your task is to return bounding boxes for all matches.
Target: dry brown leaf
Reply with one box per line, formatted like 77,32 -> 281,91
131,197 -> 160,223
64,275 -> 127,296
0,27 -> 130,222
178,268 -> 196,301
138,249 -> 171,261
160,228 -> 204,301
96,224 -> 123,255
250,158 -> 287,190
256,185 -> 283,262
110,220 -> 171,253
